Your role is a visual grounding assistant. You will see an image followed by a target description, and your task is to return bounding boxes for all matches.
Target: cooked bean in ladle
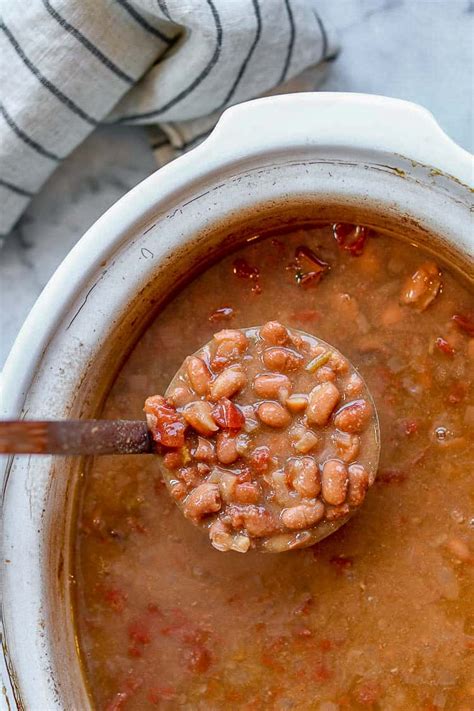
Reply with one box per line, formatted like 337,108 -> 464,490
145,322 -> 380,553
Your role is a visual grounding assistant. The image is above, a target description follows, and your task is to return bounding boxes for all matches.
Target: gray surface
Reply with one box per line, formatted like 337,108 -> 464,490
1,0 -> 473,366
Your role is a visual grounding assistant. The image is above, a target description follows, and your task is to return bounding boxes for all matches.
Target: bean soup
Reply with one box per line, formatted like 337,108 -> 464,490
75,222 -> 474,710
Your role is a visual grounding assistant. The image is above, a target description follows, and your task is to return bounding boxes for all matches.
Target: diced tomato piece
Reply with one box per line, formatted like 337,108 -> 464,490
211,398 -> 245,430
163,451 -> 183,470
185,644 -> 212,673
295,245 -> 329,271
333,223 -> 369,256
452,312 -> 474,336
403,420 -> 418,436
376,468 -> 407,485
236,467 -> 252,483
249,446 -> 271,474
144,395 -> 186,448
329,555 -> 353,572
147,602 -> 162,615
209,306 -> 235,322
128,645 -> 142,658
435,337 -> 455,355
293,245 -> 329,287
292,593 -> 314,617
160,607 -> 190,637
128,620 -> 151,645
314,663 -> 333,682
103,587 -> 127,614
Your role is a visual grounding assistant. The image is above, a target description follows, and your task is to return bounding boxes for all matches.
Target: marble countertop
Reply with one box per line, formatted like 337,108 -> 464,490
1,0 -> 473,366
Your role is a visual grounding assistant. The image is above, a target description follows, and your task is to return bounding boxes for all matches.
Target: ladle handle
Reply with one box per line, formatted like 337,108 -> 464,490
0,420 -> 153,455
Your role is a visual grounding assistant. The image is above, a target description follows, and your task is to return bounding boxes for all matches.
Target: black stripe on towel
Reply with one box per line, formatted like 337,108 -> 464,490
279,0 -> 295,83
215,0 -> 262,110
178,127 -> 213,151
115,0 -> 174,43
115,0 -> 222,123
312,8 -> 328,62
1,22 -> 100,126
0,102 -> 61,161
42,0 -> 135,84
156,0 -> 173,22
0,178 -> 34,198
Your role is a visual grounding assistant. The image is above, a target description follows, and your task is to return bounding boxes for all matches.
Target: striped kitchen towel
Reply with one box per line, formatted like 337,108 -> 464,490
0,0 -> 338,236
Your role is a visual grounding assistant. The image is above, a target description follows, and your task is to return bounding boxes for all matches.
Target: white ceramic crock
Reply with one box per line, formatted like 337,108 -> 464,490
1,93 -> 473,710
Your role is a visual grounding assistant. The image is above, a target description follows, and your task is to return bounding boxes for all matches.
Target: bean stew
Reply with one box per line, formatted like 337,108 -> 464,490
145,324 -> 379,552
75,222 -> 473,710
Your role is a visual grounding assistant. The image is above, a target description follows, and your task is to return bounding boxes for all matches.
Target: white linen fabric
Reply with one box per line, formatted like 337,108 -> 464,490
0,0 -> 338,235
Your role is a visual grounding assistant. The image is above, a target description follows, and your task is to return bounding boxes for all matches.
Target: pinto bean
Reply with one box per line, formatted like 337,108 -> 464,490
177,465 -> 201,488
332,431 -> 360,463
325,503 -> 351,521
400,261 -> 442,311
183,401 -> 219,436
211,330 -> 249,368
234,482 -> 260,504
347,464 -> 370,506
306,382 -> 340,426
214,329 -> 248,351
193,437 -> 215,461
333,399 -> 373,433
208,519 -> 234,551
257,401 -> 291,428
329,352 -> 349,374
281,501 -> 325,530
183,483 -> 221,522
229,505 -> 278,537
230,534 -> 252,553
248,445 -> 271,473
321,459 -> 349,505
186,356 -> 211,395
209,366 -> 247,400
345,373 -> 364,396
253,373 -> 292,399
286,457 -> 321,498
286,394 -> 308,413
209,519 -> 251,553
260,321 -> 289,345
314,366 -> 336,383
216,431 -> 239,464
263,347 -> 303,372
168,385 -> 194,407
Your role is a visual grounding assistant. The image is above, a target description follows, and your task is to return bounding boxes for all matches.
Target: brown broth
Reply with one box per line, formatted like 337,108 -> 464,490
74,224 -> 474,711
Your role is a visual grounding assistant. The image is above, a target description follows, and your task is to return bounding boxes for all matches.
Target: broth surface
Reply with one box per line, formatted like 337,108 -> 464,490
75,224 -> 474,710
